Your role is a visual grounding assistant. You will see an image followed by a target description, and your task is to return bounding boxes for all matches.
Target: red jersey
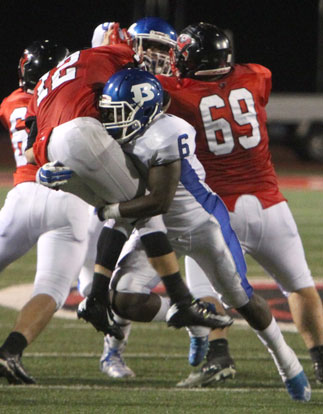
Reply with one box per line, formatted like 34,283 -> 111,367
0,88 -> 38,185
158,64 -> 286,211
28,44 -> 134,165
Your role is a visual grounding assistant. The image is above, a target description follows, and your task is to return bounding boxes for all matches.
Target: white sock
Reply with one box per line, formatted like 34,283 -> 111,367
152,296 -> 171,321
105,314 -> 132,352
186,326 -> 211,338
254,318 -> 302,382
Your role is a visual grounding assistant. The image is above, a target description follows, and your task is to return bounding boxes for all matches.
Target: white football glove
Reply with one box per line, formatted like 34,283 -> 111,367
36,161 -> 73,188
97,203 -> 121,221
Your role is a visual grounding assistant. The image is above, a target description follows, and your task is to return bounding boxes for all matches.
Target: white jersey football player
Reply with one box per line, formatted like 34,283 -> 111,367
92,68 -> 311,401
41,67 -> 311,401
0,40 -> 90,385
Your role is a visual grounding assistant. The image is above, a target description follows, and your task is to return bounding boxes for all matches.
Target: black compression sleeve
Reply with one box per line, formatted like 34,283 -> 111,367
140,231 -> 173,258
95,227 -> 127,271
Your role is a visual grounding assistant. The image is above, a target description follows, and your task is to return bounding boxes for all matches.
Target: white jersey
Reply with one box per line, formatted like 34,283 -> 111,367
112,113 -> 252,308
123,113 -> 213,235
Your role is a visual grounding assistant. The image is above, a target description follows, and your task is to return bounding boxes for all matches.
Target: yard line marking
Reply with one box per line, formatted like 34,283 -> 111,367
0,384 -> 322,393
22,352 -> 311,360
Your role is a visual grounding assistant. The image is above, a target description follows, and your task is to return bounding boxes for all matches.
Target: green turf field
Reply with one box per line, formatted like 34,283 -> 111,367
0,186 -> 322,413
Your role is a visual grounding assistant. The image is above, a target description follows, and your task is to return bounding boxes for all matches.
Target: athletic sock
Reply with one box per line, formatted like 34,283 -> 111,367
152,296 -> 171,321
162,272 -> 193,305
254,318 -> 302,381
309,345 -> 323,364
89,272 -> 110,305
207,338 -> 230,360
0,331 -> 28,356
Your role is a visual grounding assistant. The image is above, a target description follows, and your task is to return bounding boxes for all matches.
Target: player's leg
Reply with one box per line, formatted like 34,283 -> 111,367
181,215 -> 311,401
230,196 -> 323,383
77,207 -> 104,298
0,183 -> 42,271
177,256 -> 236,388
100,316 -> 135,378
47,118 -> 145,206
0,193 -> 89,385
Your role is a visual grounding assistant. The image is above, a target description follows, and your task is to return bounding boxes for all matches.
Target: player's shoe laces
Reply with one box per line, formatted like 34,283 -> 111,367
189,336 -> 209,366
177,354 -> 236,388
77,297 -> 124,340
166,299 -> 233,330
0,349 -> 35,385
284,370 -> 311,402
100,345 -> 135,379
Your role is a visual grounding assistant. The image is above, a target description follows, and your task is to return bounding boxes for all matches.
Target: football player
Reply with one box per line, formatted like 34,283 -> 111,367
127,15 -> 235,379
0,40 -> 90,385
159,22 -> 323,390
26,28 -> 223,339
86,66 -> 311,402
76,18 -> 232,379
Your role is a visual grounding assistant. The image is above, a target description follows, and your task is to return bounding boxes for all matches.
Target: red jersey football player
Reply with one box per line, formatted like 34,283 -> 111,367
0,40 -> 91,385
159,22 -> 323,386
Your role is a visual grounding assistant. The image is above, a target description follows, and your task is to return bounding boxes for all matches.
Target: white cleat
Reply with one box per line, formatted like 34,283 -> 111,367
100,343 -> 135,379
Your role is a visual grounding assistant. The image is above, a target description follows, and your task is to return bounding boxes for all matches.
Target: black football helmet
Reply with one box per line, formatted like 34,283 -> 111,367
175,22 -> 232,78
18,40 -> 69,92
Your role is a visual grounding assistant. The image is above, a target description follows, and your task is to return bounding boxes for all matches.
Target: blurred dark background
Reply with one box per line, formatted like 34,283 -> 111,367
1,0 -> 323,167
1,0 -> 322,97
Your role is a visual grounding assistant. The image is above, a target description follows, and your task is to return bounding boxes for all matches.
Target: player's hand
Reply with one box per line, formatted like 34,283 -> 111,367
36,161 -> 73,188
101,22 -> 132,46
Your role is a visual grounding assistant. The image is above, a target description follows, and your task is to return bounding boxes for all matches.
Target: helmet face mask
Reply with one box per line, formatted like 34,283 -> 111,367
18,40 -> 69,92
99,68 -> 164,144
128,17 -> 177,76
175,22 -> 232,79
100,97 -> 142,141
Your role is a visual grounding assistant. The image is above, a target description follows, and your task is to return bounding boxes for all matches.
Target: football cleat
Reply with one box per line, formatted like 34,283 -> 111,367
284,370 -> 311,402
310,345 -> 323,384
189,336 -> 209,367
77,297 -> 124,340
314,359 -> 323,384
100,346 -> 135,379
166,299 -> 233,330
177,354 -> 236,388
0,349 -> 35,385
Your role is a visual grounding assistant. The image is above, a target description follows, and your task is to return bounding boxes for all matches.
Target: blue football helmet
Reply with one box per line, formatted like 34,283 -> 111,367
99,68 -> 164,144
128,17 -> 177,76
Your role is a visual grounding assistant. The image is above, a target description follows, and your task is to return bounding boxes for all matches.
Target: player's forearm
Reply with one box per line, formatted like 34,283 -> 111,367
119,192 -> 170,218
99,192 -> 169,221
99,161 -> 180,221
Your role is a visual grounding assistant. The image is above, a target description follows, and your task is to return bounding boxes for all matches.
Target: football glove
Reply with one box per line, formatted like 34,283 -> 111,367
97,203 -> 121,221
36,161 -> 73,188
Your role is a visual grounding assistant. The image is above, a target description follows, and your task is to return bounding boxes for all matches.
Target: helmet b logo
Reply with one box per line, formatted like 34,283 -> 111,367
131,83 -> 155,103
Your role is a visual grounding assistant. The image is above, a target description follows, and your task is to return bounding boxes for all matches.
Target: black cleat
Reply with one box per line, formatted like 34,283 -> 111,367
0,349 -> 35,385
77,297 -> 124,340
166,299 -> 233,330
177,354 -> 236,388
314,357 -> 323,384
310,345 -> 323,384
